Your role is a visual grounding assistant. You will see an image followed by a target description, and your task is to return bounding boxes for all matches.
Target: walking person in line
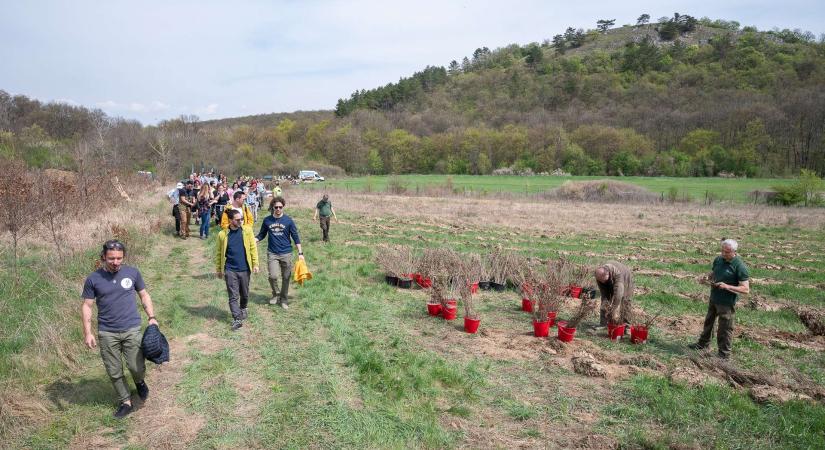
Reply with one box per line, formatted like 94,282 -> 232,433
81,240 -> 158,418
219,190 -> 254,230
689,239 -> 750,359
167,182 -> 183,236
313,193 -> 338,243
178,180 -> 196,239
197,184 -> 217,239
213,183 -> 230,226
245,187 -> 259,223
215,209 -> 259,331
256,196 -> 303,309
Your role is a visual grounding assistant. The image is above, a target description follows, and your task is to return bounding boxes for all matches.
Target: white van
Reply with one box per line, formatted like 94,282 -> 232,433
299,170 -> 325,182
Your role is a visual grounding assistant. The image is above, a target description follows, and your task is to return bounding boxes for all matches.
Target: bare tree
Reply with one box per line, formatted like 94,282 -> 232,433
0,160 -> 38,282
39,176 -> 77,261
148,129 -> 177,184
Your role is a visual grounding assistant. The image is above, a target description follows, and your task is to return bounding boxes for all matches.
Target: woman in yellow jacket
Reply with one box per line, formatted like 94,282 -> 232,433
220,191 -> 255,230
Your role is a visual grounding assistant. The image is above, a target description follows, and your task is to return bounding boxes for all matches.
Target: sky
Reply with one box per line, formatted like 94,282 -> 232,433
2,0 -> 824,125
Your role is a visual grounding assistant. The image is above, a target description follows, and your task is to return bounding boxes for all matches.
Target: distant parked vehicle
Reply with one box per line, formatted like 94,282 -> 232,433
299,170 -> 325,182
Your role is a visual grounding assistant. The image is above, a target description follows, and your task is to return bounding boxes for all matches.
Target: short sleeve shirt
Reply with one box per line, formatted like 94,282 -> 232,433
81,266 -> 145,332
710,256 -> 749,306
316,200 -> 332,217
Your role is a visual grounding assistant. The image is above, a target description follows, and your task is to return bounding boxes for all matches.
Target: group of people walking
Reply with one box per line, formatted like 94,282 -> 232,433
81,174 -> 748,420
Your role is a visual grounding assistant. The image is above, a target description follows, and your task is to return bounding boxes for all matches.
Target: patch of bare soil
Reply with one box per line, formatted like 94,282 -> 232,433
739,329 -> 825,352
470,328 -> 556,361
750,385 -> 812,404
668,365 -> 724,387
126,335 -> 210,449
572,352 -> 608,378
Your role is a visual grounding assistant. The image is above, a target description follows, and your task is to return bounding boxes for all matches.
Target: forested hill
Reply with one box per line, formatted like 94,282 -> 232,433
329,15 -> 825,177
2,14 -> 824,178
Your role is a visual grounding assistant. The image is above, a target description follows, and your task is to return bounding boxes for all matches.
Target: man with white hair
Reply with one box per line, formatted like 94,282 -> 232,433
689,239 -> 750,359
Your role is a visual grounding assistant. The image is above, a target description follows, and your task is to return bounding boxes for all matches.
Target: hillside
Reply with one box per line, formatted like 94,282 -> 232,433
2,15 -> 824,179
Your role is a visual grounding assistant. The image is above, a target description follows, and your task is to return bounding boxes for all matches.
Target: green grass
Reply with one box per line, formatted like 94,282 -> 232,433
604,375 -> 825,449
297,174 -> 797,203
4,195 -> 824,448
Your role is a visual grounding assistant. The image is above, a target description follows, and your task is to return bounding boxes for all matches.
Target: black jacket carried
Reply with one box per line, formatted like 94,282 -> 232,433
141,324 -> 170,364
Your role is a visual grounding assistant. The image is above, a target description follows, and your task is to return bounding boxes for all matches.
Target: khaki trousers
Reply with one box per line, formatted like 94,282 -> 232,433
267,252 -> 293,304
98,327 -> 145,404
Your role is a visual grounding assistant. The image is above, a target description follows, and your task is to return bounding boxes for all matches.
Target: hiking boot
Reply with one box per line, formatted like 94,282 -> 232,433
136,381 -> 149,401
717,352 -> 730,360
241,308 -> 248,320
113,402 -> 133,418
231,319 -> 243,331
688,343 -> 708,351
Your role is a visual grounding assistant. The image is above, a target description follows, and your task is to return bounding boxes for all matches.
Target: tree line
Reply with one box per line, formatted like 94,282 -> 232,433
2,15 -> 824,179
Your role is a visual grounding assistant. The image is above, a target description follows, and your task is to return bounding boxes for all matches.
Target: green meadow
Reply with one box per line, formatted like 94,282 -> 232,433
298,175 -> 797,203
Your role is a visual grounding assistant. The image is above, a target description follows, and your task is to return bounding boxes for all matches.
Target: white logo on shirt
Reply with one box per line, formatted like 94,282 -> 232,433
121,278 -> 133,289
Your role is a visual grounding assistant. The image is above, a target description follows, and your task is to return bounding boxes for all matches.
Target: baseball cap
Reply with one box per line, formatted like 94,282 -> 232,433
176,182 -> 184,189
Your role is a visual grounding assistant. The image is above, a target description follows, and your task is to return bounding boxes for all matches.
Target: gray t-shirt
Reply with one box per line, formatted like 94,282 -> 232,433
81,266 -> 145,332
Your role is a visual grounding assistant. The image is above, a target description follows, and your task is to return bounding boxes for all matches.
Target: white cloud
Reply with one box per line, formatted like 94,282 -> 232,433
198,103 -> 219,115
55,98 -> 78,105
96,100 -> 117,108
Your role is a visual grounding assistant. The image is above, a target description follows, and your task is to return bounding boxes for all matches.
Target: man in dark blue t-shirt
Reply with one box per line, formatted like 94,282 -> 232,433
81,240 -> 158,418
215,208 -> 259,330
256,196 -> 304,309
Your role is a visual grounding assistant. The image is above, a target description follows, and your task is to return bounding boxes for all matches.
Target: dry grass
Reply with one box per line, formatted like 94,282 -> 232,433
285,188 -> 825,234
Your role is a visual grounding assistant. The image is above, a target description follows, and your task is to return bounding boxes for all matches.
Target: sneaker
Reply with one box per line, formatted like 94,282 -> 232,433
241,308 -> 248,320
136,381 -> 149,401
688,343 -> 708,351
269,297 -> 279,306
113,402 -> 133,418
231,319 -> 243,331
280,303 -> 289,310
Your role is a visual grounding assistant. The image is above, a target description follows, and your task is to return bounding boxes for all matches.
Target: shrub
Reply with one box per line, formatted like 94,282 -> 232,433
549,180 -> 659,203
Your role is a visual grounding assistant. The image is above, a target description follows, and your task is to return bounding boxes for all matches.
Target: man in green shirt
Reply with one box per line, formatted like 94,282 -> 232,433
689,239 -> 750,359
313,194 -> 338,243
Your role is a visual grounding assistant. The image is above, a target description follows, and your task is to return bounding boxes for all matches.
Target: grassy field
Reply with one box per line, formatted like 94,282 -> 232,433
298,174 -> 797,203
2,190 -> 824,448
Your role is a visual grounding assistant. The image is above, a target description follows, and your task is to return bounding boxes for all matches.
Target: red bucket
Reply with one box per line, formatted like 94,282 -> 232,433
470,282 -> 479,294
557,325 -> 576,342
569,285 -> 582,299
607,324 -> 625,341
415,274 -> 432,288
521,298 -> 532,312
547,311 -> 557,327
446,299 -> 457,308
442,306 -> 457,320
426,303 -> 441,316
533,319 -> 550,337
464,317 -> 481,333
630,325 -> 649,344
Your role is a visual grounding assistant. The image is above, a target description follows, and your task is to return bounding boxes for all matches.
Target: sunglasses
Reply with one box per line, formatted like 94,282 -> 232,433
273,205 -> 283,209
104,241 -> 125,250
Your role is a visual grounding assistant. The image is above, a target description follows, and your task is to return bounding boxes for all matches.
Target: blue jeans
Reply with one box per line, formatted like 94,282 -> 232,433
200,211 -> 211,237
